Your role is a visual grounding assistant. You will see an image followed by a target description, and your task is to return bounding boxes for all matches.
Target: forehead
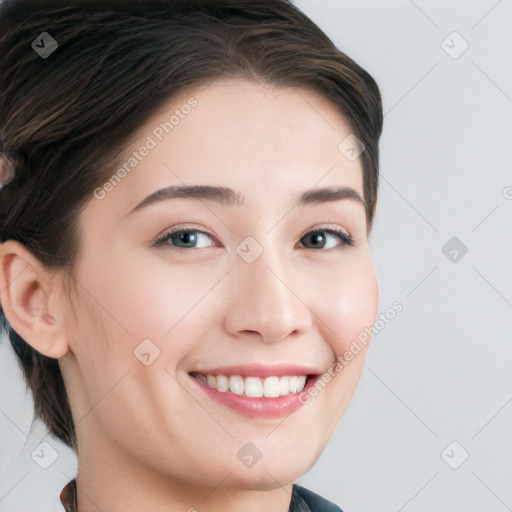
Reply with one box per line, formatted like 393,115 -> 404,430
97,78 -> 364,214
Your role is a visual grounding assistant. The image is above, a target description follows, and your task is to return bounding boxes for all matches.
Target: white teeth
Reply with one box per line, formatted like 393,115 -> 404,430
262,376 -> 280,397
288,375 -> 307,393
279,376 -> 289,395
288,376 -> 299,393
229,375 -> 244,395
244,377 -> 263,397
196,373 -> 309,397
216,375 -> 229,392
297,375 -> 306,391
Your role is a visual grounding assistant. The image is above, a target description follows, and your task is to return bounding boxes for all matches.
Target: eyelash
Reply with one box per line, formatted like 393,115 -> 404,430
151,225 -> 355,250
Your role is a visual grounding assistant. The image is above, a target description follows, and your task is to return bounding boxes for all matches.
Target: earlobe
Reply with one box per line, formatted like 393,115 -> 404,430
0,240 -> 69,359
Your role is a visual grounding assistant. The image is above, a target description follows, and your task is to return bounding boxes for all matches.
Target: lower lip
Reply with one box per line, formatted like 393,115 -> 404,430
189,374 -> 320,419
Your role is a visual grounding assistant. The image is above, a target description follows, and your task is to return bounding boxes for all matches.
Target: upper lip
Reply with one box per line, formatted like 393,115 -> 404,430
189,363 -> 324,378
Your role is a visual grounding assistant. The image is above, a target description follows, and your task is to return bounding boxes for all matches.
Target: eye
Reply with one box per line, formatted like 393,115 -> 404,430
151,226 -> 217,250
299,228 -> 354,250
151,225 -> 355,251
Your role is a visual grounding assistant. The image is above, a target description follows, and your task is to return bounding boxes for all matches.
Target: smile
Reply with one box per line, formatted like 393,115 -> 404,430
191,372 -> 308,397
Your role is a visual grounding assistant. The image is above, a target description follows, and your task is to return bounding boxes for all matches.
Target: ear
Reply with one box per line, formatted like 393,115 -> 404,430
0,240 -> 69,359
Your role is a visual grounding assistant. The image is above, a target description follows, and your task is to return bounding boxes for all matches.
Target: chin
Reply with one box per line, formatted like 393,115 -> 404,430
218,445 -> 321,491
221,466 -> 302,491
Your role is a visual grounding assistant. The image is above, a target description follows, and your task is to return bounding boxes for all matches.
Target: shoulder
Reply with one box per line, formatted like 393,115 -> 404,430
291,484 -> 344,512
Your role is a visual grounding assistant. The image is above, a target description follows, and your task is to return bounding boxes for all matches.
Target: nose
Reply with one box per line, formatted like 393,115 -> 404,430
223,246 -> 313,343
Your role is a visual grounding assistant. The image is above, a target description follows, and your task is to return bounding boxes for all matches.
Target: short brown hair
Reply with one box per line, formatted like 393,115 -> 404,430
0,0 -> 383,451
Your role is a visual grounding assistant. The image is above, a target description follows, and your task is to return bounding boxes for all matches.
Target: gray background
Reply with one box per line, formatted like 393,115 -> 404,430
1,1 -> 511,510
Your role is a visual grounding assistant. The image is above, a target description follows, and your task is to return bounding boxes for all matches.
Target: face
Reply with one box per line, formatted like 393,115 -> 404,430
59,78 -> 379,490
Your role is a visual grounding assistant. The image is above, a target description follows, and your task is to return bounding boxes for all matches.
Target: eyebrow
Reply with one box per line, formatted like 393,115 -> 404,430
128,184 -> 365,215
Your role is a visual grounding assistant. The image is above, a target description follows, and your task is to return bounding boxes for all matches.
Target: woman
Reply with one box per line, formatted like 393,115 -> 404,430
0,1 -> 383,511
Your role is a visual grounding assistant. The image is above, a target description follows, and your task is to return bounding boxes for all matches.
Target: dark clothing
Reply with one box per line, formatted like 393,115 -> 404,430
291,484 -> 344,511
60,478 -> 343,512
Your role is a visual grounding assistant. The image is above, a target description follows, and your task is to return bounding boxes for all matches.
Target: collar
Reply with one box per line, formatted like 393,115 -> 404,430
59,478 -> 77,512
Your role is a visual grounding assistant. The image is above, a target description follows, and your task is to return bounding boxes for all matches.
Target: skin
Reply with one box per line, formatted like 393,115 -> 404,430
0,78 -> 379,512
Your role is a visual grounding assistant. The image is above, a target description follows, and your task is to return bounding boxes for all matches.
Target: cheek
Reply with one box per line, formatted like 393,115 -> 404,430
77,254 -> 217,342
317,257 -> 379,355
